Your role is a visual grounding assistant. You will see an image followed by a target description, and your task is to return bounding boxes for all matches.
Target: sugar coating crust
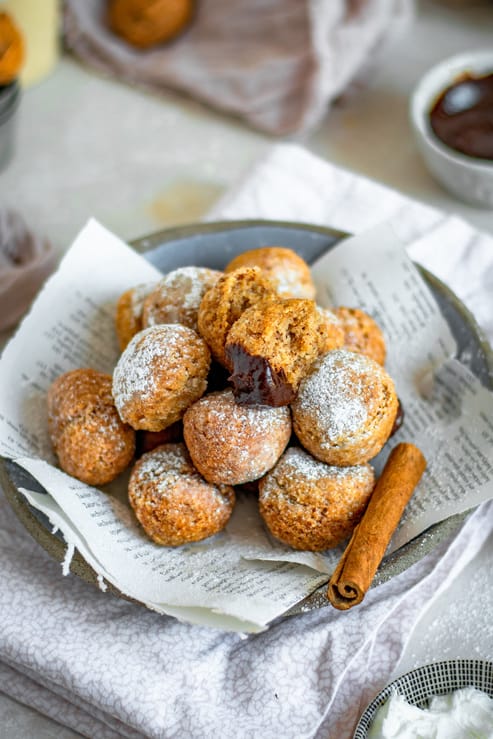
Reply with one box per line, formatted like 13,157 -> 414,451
142,267 -> 222,332
225,298 -> 336,405
225,246 -> 316,300
183,389 -> 292,485
335,306 -> 387,366
113,324 -> 210,431
259,447 -> 375,550
128,443 -> 235,546
115,283 -> 155,352
107,0 -> 194,49
47,368 -> 135,486
316,307 -> 345,352
197,266 -> 277,368
291,349 -> 398,466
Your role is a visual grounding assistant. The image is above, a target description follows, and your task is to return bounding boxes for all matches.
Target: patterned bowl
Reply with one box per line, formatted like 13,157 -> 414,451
354,659 -> 493,738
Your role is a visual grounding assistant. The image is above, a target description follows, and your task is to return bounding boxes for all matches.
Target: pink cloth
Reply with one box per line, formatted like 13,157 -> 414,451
64,0 -> 412,135
0,210 -> 56,331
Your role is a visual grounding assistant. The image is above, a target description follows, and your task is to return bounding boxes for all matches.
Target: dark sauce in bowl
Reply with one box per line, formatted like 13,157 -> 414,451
429,72 -> 493,160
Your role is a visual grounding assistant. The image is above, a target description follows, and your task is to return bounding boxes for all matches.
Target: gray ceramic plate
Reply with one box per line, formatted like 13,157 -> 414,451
1,220 -> 492,615
353,659 -> 493,737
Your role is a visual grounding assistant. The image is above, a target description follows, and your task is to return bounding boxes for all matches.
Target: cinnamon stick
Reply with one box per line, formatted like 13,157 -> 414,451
327,442 -> 426,611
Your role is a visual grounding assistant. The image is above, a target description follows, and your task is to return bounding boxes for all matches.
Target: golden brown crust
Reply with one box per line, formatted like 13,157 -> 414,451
107,0 -> 194,49
112,324 -> 210,431
335,306 -> 386,366
259,447 -> 375,550
128,443 -> 235,545
142,267 -> 221,332
197,266 -> 277,368
224,247 -> 316,300
115,283 -> 155,352
291,349 -> 398,466
47,368 -> 135,486
225,298 -> 330,405
183,389 -> 291,485
316,307 -> 345,353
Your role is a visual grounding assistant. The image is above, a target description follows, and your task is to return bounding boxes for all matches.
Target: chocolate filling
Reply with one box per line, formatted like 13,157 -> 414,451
226,343 -> 295,407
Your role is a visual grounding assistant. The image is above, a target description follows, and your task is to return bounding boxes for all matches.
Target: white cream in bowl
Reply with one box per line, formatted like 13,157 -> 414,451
368,686 -> 493,738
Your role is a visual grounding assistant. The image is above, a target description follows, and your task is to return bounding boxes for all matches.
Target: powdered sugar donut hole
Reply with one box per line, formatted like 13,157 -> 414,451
113,324 -> 210,431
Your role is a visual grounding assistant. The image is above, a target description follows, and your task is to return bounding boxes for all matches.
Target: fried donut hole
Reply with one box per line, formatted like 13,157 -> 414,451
128,443 -> 235,546
48,368 -> 135,486
259,447 -> 375,551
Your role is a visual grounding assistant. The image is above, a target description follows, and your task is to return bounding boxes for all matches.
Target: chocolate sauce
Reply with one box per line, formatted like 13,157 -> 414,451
429,72 -> 493,160
226,343 -> 295,407
206,361 -> 230,393
390,399 -> 404,437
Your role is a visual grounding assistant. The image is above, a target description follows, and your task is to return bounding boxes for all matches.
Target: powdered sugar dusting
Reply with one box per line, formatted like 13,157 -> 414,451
184,390 -> 291,483
279,447 -> 372,484
259,447 -> 375,509
274,265 -> 308,298
130,283 -> 155,320
294,350 -> 371,440
196,389 -> 290,434
316,306 -> 342,328
113,324 -> 205,410
49,369 -> 126,443
132,443 -> 229,505
134,443 -> 193,494
145,267 -> 221,327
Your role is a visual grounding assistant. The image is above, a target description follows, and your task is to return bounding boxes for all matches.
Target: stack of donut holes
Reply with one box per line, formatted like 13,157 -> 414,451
47,245 -> 400,551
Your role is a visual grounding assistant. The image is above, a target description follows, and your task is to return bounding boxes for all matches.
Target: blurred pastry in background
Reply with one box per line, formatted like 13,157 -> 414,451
108,0 -> 194,49
65,0 -> 412,136
0,10 -> 24,85
1,1 -> 59,86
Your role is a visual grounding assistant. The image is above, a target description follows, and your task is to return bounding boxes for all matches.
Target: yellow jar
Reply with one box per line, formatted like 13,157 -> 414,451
1,0 -> 60,86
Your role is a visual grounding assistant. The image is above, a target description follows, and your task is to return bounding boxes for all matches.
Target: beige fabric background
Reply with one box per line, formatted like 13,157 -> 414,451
64,0 -> 413,135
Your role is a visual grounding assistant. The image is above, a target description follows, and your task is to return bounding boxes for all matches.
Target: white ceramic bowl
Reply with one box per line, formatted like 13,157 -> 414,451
410,50 -> 493,207
354,659 -> 493,738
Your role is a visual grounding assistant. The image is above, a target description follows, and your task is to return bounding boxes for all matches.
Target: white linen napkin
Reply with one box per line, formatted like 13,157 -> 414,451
1,143 -> 493,739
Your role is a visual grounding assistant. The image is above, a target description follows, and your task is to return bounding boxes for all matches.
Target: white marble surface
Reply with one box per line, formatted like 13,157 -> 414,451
1,1 -> 493,736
